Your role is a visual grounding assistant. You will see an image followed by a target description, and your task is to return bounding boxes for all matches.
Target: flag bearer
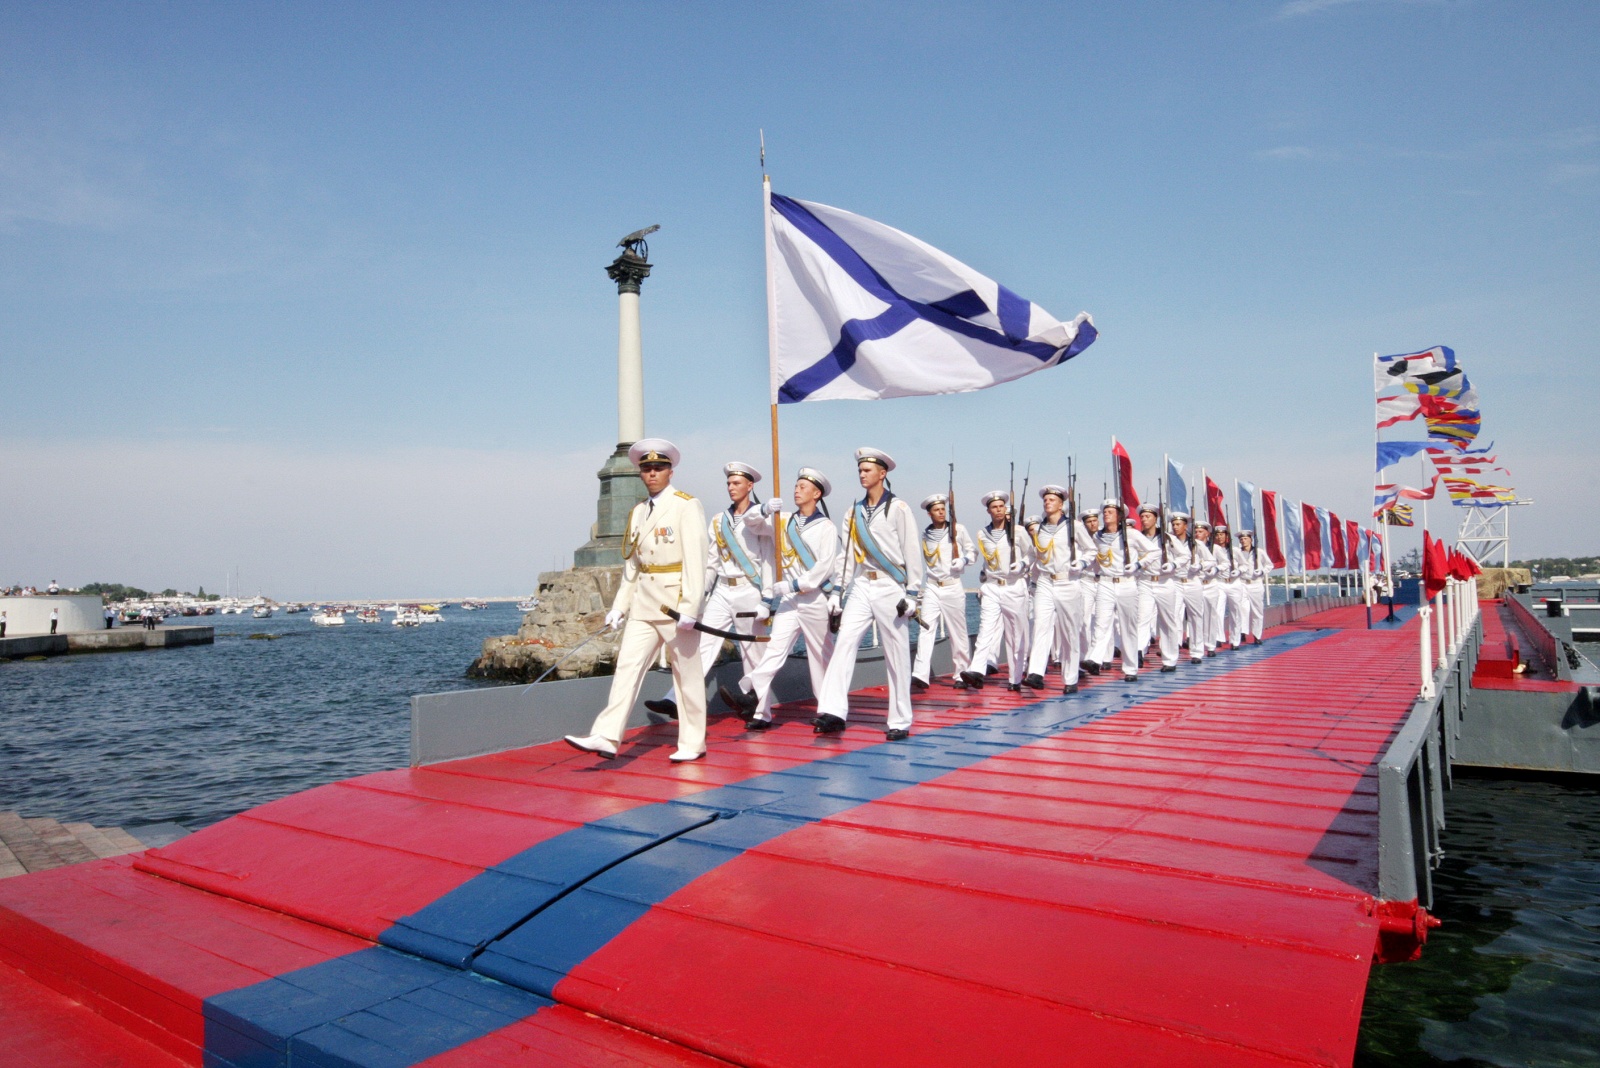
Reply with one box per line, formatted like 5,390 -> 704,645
1079,507 -> 1102,675
649,461 -> 773,719
1023,485 -> 1090,693
565,439 -> 710,762
912,493 -> 976,691
813,448 -> 924,740
1238,529 -> 1270,644
1194,521 -> 1224,656
1173,512 -> 1206,665
1214,525 -> 1245,649
735,468 -> 842,728
962,492 -> 1034,691
1148,509 -> 1188,672
1089,499 -> 1156,681
1135,503 -> 1162,655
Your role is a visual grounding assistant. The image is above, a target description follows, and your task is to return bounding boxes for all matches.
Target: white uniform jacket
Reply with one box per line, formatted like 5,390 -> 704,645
613,488 -> 709,623
977,523 -> 1035,584
921,522 -> 976,585
704,505 -> 774,593
1029,518 -> 1092,580
841,494 -> 924,594
753,507 -> 843,596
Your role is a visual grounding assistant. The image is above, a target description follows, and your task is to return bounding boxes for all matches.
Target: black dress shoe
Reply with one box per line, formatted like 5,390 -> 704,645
644,698 -> 678,719
718,684 -> 758,718
910,677 -> 929,693
813,713 -> 847,734
1159,664 -> 1177,673
1062,683 -> 1079,694
953,678 -> 970,690
1078,667 -> 1089,679
1022,673 -> 1045,690
746,717 -> 775,731
985,665 -> 999,677
1190,657 -> 1203,665
1007,682 -> 1022,693
885,728 -> 910,741
1085,662 -> 1101,676
959,670 -> 987,690
1122,674 -> 1139,683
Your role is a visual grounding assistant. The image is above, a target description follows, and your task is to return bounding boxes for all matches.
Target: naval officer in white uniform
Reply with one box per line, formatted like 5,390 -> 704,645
735,467 -> 842,728
565,439 -> 711,762
813,448 -> 924,740
650,461 -> 773,718
911,492 -> 976,691
961,491 -> 1033,692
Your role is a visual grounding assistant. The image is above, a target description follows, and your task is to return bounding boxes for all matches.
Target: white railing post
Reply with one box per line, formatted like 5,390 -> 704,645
1419,604 -> 1435,698
1435,593 -> 1449,669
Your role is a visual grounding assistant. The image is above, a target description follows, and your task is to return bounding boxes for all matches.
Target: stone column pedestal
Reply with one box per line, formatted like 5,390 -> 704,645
573,443 -> 647,568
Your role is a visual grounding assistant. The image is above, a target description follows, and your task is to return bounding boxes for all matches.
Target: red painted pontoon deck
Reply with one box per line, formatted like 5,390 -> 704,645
1,605 -> 1430,1067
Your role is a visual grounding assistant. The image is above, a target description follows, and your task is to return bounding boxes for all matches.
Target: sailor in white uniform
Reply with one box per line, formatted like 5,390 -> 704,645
565,439 -> 710,762
1134,503 -> 1162,656
1078,507 -> 1101,675
1022,485 -> 1091,693
911,493 -> 976,691
1238,529 -> 1270,644
1193,522 -> 1223,656
960,491 -> 1033,692
1089,499 -> 1157,681
1147,508 -> 1187,672
813,448 -> 924,740
1173,512 -> 1207,665
1215,524 -> 1245,650
650,461 -> 773,718
735,467 -> 842,728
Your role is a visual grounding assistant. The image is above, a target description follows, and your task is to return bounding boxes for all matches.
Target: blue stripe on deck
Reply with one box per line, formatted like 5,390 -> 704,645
203,628 -> 1332,1067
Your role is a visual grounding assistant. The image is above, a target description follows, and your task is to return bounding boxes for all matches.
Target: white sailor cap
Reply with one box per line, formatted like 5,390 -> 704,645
629,438 -> 679,467
1080,508 -> 1100,519
1194,520 -> 1212,531
1101,497 -> 1125,510
981,490 -> 1010,508
1214,524 -> 1230,533
1038,484 -> 1067,500
723,461 -> 762,483
855,447 -> 895,471
920,493 -> 948,511
1137,502 -> 1159,516
1238,528 -> 1256,537
1169,510 -> 1191,521
1024,514 -> 1042,528
797,467 -> 831,496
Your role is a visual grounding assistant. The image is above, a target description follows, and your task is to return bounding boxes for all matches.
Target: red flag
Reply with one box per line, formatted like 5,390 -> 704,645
1301,503 -> 1322,569
1423,531 -> 1447,597
1262,491 -> 1285,568
1345,519 -> 1360,570
1329,512 -> 1348,569
1206,477 -> 1227,528
1112,438 -> 1139,512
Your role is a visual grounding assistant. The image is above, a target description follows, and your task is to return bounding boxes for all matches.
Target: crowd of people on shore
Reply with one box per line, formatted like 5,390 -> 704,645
562,439 -> 1279,765
2,580 -> 64,597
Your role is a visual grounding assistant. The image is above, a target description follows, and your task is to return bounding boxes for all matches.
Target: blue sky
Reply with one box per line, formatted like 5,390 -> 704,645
3,1 -> 1595,597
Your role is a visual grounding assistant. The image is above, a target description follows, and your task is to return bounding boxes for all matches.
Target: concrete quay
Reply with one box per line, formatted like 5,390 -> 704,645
0,625 -> 213,660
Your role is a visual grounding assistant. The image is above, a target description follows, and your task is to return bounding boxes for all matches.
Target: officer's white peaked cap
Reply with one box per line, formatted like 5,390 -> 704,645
723,461 -> 762,483
798,467 -> 832,496
981,490 -> 1010,508
1038,484 -> 1067,499
920,493 -> 948,511
855,447 -> 895,471
629,438 -> 680,467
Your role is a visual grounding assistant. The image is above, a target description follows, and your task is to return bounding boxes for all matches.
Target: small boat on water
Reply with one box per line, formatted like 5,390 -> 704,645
357,608 -> 380,624
516,598 -> 539,612
310,610 -> 345,627
392,609 -> 421,627
251,605 -> 274,619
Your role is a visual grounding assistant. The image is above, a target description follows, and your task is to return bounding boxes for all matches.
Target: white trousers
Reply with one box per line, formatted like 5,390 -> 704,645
970,580 -> 1029,685
913,580 -> 971,683
1136,580 -> 1156,652
1180,581 -> 1207,659
1202,581 -> 1226,653
1152,578 -> 1184,668
1224,580 -> 1248,647
1027,577 -> 1083,682
816,576 -> 914,731
664,579 -> 763,704
1244,580 -> 1267,639
1090,578 -> 1142,676
740,591 -> 833,721
1079,581 -> 1098,663
588,617 -> 707,752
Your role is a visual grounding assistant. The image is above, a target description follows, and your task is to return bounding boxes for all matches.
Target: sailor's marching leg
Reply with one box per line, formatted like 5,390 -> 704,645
912,493 -> 973,689
1153,511 -> 1188,670
1135,504 -> 1161,659
1024,485 -> 1080,690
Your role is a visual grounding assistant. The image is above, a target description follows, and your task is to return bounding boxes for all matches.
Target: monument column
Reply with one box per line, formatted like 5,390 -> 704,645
573,229 -> 658,568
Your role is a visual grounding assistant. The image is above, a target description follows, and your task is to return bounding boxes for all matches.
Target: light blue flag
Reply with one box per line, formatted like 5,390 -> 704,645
1284,499 -> 1304,572
1167,458 -> 1187,514
1316,507 -> 1334,572
1237,480 -> 1258,534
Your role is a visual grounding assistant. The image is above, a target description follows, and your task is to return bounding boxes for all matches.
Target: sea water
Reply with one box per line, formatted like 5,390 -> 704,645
3,603 -> 1595,1063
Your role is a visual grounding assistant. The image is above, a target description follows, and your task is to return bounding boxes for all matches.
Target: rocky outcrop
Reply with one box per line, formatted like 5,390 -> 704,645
467,567 -> 626,683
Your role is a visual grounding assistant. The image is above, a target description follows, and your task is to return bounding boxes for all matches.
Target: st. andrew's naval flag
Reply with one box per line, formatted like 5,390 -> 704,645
765,193 -> 1097,403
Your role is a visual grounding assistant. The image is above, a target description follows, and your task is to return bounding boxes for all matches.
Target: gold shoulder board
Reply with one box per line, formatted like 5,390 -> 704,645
675,490 -> 695,500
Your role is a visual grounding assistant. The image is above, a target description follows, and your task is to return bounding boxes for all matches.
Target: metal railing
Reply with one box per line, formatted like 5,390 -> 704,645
1378,579 -> 1482,912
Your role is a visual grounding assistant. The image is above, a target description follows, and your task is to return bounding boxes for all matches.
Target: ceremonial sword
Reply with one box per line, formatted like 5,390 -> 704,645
661,606 -> 772,642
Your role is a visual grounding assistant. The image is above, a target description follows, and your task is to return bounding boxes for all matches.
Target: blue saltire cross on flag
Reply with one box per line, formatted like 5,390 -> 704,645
766,193 -> 1097,403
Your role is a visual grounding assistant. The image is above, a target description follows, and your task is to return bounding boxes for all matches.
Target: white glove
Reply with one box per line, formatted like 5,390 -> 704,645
764,496 -> 785,515
771,579 -> 796,599
827,593 -> 842,614
675,613 -> 698,633
1160,561 -> 1175,574
755,603 -> 771,622
604,609 -> 625,630
950,557 -> 968,576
